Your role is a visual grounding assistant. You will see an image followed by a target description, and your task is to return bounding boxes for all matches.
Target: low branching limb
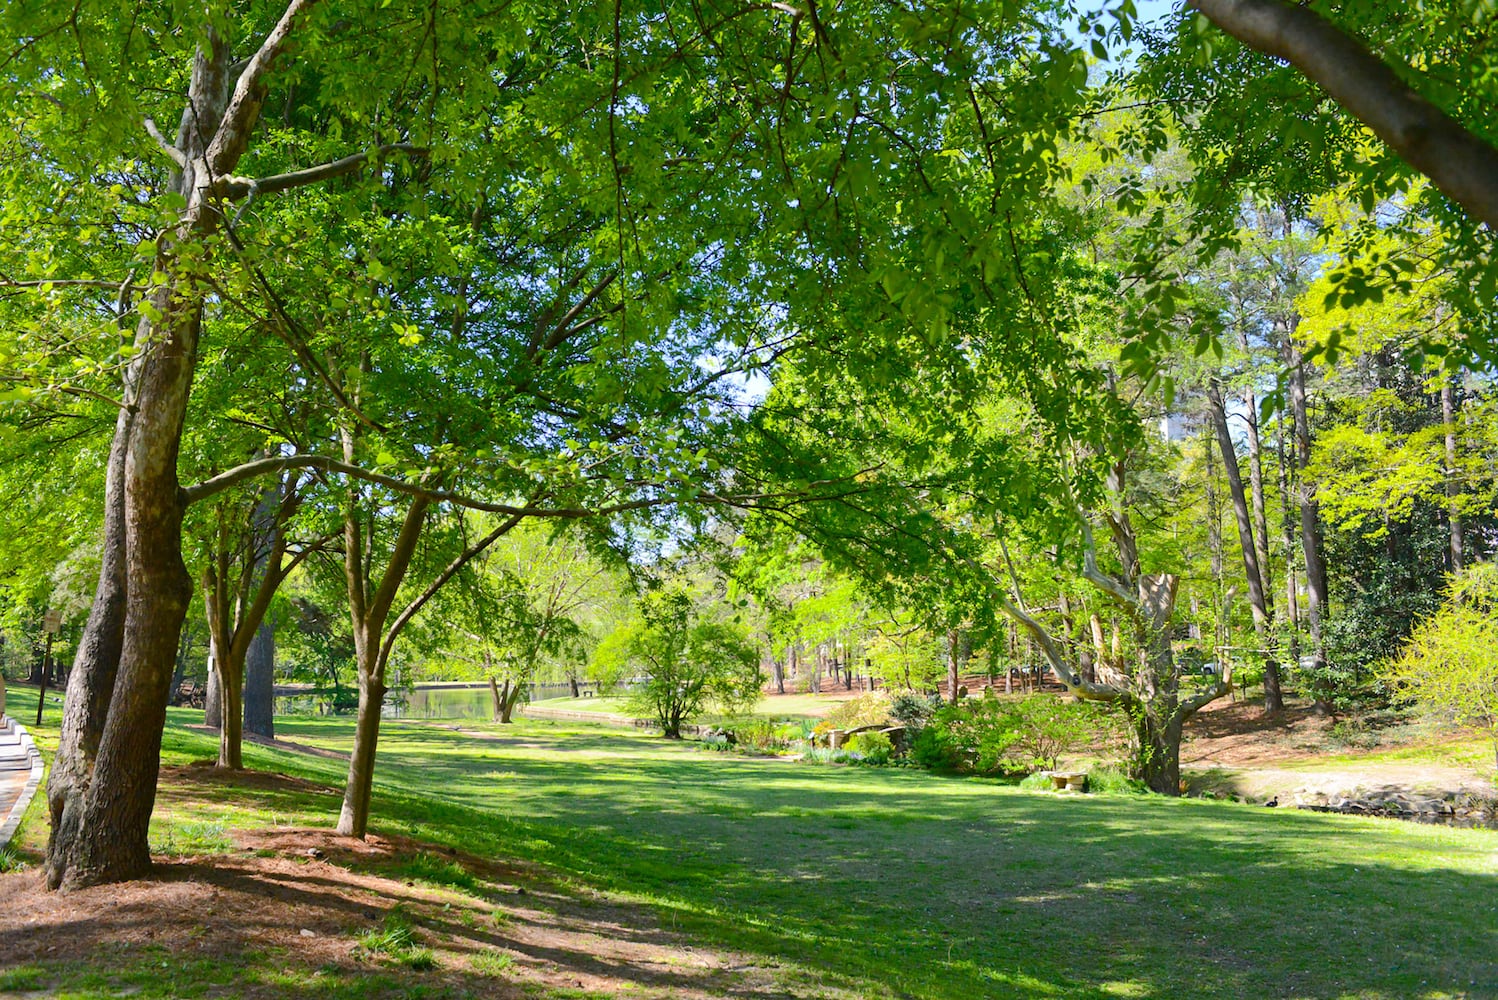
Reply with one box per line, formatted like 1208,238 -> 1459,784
214,144 -> 428,200
143,117 -> 186,168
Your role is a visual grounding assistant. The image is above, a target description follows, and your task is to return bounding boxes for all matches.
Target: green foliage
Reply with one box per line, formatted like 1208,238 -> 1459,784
844,730 -> 893,765
596,586 -> 762,738
1380,564 -> 1498,765
888,690 -> 944,732
1085,765 -> 1149,795
912,694 -> 1123,775
823,692 -> 892,730
719,717 -> 806,752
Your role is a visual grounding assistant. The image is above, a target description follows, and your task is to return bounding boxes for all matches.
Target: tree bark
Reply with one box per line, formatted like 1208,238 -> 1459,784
44,1 -> 322,890
1188,0 -> 1498,229
1284,338 -> 1330,704
336,491 -> 431,839
45,402 -> 131,889
1442,379 -> 1463,571
1207,380 -> 1282,712
203,648 -> 222,729
243,623 -> 276,738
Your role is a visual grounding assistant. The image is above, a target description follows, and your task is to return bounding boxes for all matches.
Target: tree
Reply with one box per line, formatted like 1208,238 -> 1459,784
449,520 -> 613,723
1381,563 -> 1498,770
1185,0 -> 1498,230
194,470 -> 314,768
596,587 -> 761,739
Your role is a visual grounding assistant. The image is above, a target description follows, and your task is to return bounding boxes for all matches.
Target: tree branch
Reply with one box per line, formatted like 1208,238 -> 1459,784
1189,0 -> 1498,228
214,143 -> 429,200
207,0 -> 325,175
143,117 -> 187,168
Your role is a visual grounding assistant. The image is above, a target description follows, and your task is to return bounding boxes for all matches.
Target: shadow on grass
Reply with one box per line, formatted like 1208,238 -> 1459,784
348,721 -> 1498,1000
26,704 -> 1494,999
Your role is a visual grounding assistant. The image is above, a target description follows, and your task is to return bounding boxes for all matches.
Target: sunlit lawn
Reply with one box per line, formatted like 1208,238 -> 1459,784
6,685 -> 1498,999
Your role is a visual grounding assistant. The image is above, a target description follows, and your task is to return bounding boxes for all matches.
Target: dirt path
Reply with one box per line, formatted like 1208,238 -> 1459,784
1180,699 -> 1497,811
0,769 -> 807,1000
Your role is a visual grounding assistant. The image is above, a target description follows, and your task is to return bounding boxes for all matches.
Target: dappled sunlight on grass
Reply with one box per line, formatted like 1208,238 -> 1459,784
269,715 -> 1496,1000
11,699 -> 1490,999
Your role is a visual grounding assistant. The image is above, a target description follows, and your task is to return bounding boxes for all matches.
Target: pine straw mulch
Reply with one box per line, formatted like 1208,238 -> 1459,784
0,770 -> 793,1000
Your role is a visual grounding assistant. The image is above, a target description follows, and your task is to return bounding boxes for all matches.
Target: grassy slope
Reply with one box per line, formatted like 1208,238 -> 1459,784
7,687 -> 1498,1000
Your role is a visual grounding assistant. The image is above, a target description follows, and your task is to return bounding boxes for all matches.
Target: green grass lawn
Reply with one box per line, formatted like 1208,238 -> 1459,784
5,685 -> 1498,999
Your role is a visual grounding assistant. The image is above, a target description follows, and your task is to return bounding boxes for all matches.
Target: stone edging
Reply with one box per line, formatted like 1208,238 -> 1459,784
0,714 -> 45,851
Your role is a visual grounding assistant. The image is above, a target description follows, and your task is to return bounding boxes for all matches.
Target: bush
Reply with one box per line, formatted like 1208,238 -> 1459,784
909,724 -> 961,771
1379,564 -> 1498,768
1085,765 -> 1147,794
845,730 -> 893,765
889,690 -> 943,732
824,691 -> 893,730
911,694 -> 1122,776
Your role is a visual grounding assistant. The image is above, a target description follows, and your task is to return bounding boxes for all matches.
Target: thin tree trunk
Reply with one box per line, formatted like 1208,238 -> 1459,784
1285,339 -> 1330,707
1442,379 -> 1463,570
1242,386 -> 1275,599
1203,430 -> 1227,652
1276,416 -> 1302,662
203,649 -> 222,729
1208,381 -> 1282,712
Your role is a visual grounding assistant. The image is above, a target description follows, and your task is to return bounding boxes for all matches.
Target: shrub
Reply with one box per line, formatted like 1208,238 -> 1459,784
909,724 -> 961,771
824,691 -> 893,730
801,746 -> 856,765
1085,765 -> 1147,795
845,730 -> 893,765
910,694 -> 1122,775
1379,563 -> 1498,769
889,690 -> 943,732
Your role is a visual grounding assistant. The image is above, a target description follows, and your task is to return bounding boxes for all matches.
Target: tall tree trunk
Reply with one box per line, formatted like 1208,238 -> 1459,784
203,649 -> 222,728
339,666 -> 386,837
1203,430 -> 1227,652
946,631 -> 960,703
1442,379 -> 1464,570
44,5 -> 316,887
1284,340 -> 1330,706
1242,387 -> 1275,599
1208,381 -> 1282,712
243,623 -> 276,739
46,406 -> 131,889
1275,417 -> 1302,662
337,491 -> 431,839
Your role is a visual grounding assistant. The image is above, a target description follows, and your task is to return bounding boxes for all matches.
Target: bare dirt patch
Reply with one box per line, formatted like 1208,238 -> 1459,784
1181,698 -> 1497,807
0,776 -> 793,999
